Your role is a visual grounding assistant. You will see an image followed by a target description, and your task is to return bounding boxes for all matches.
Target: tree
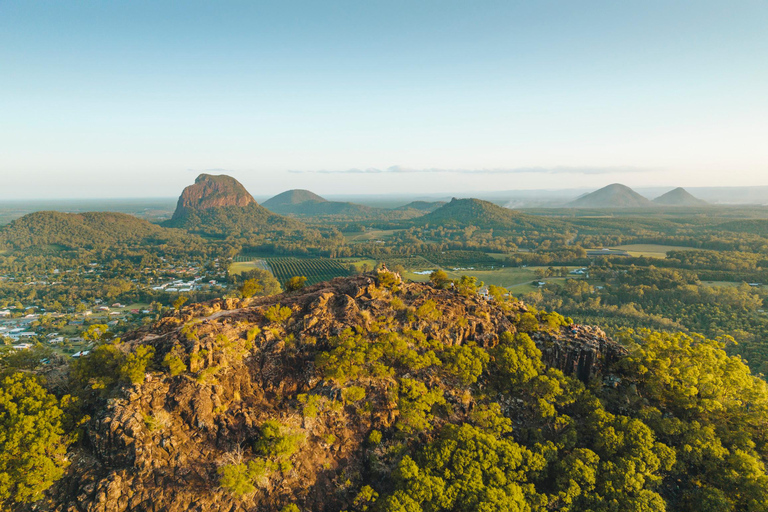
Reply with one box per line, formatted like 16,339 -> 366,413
516,312 -> 539,333
0,373 -> 69,505
240,278 -> 263,298
285,276 -> 307,292
120,345 -> 156,385
231,269 -> 282,296
83,323 -> 110,342
430,270 -> 451,289
456,275 -> 482,297
265,305 -> 292,324
218,459 -> 270,496
172,295 -> 189,310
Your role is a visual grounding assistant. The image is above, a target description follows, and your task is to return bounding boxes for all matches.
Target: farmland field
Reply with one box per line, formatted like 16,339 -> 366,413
339,257 -> 378,272
609,244 -> 705,258
266,257 -> 352,286
418,250 -> 501,269
343,229 -> 400,243
402,266 -> 536,288
230,259 -> 271,275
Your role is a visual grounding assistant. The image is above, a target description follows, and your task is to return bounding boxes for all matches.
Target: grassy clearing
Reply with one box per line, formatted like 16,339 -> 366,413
701,281 -> 747,288
340,258 -> 377,271
403,266 -> 538,288
609,244 -> 705,258
118,303 -> 151,311
402,264 -> 586,290
229,260 -> 270,275
343,229 -> 400,243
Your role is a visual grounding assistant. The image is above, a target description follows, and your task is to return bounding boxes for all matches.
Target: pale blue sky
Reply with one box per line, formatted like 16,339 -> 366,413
1,0 -> 767,198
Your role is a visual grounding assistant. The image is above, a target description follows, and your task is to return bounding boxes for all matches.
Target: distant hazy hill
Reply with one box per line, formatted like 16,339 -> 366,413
262,189 -> 431,220
415,197 -> 566,232
166,175 -> 301,236
393,200 -> 446,212
0,211 -> 191,250
567,184 -> 653,208
652,187 -> 708,206
262,189 -> 328,209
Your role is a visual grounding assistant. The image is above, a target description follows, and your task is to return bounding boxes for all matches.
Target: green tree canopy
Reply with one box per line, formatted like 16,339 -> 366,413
0,373 -> 69,505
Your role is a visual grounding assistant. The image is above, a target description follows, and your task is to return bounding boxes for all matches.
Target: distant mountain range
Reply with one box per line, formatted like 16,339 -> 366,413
262,189 -> 379,217
566,184 -> 707,209
394,200 -> 446,212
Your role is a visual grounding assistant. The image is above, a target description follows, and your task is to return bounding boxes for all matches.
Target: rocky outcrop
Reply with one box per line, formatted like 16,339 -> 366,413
533,325 -> 628,381
40,272 -> 629,512
172,174 -> 256,219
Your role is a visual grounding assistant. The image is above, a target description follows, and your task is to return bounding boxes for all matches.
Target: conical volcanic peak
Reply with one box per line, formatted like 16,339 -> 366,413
415,197 -> 564,233
262,189 -> 328,209
652,187 -> 708,206
567,183 -> 653,208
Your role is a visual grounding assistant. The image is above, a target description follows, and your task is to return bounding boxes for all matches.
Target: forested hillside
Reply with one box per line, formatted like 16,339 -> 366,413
0,211 -> 192,250
5,271 -> 768,511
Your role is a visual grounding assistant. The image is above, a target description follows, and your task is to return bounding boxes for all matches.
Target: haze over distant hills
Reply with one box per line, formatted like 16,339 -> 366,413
4,181 -> 768,229
652,187 -> 708,206
567,184 -> 654,209
261,189 -> 443,220
261,189 -> 377,217
394,200 -> 446,212
261,189 -> 327,210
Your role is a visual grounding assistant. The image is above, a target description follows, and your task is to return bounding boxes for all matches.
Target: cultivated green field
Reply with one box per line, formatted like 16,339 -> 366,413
402,265 -> 577,289
266,257 -> 351,286
339,257 -> 378,271
343,229 -> 400,243
231,256 -> 352,285
701,280 -> 749,288
609,244 -> 704,258
229,259 -> 270,275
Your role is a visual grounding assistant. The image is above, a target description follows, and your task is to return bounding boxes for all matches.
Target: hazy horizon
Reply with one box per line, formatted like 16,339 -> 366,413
2,0 -> 767,198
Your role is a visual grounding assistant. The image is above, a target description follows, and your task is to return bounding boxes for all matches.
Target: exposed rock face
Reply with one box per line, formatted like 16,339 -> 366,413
172,174 -> 256,219
41,272 -> 629,512
533,325 -> 628,382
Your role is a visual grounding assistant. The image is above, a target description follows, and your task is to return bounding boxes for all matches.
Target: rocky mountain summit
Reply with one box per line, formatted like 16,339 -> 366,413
172,174 -> 257,220
165,174 -> 301,235
38,271 -> 630,512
